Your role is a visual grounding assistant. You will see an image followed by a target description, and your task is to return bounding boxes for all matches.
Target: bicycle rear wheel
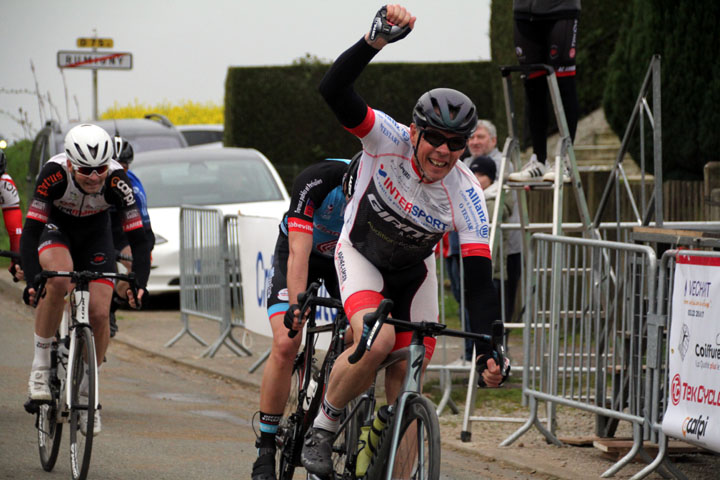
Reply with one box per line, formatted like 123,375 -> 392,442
366,394 -> 440,480
69,327 -> 96,480
38,346 -> 63,471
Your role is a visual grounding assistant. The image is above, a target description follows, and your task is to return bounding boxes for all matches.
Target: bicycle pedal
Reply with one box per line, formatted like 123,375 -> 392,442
23,398 -> 48,414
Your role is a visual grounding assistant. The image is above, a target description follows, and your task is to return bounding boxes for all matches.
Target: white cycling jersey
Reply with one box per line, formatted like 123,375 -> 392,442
0,173 -> 20,209
340,108 -> 491,272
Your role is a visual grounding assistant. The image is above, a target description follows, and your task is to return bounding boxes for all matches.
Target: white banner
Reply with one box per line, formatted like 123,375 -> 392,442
236,215 -> 336,349
662,253 -> 720,452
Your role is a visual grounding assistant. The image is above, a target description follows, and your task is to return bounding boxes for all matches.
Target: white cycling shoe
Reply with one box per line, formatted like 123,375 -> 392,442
78,393 -> 101,436
28,369 -> 52,401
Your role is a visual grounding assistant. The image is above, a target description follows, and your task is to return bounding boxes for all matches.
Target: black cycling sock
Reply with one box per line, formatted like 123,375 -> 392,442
258,412 -> 281,450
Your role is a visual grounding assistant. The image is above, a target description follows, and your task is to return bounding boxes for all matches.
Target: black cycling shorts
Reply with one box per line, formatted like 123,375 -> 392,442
514,17 -> 579,72
265,232 -> 340,321
38,218 -> 116,278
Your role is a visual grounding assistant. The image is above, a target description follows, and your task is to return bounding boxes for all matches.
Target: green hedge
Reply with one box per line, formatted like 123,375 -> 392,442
226,61 -> 496,188
603,0 -> 720,180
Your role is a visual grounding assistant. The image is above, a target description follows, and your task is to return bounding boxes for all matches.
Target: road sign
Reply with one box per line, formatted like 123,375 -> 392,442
76,37 -> 114,48
57,51 -> 132,70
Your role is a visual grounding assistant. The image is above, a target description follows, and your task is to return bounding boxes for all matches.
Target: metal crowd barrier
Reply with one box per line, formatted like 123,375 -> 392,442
633,250 -> 720,480
500,233 -> 658,478
166,206 -> 250,358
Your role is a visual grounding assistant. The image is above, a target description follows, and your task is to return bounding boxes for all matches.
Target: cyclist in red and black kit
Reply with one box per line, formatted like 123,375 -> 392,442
301,5 -> 508,476
20,124 -> 151,436
0,149 -> 23,279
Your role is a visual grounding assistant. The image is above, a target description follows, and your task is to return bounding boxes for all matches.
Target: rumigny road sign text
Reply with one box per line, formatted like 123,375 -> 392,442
57,51 -> 133,70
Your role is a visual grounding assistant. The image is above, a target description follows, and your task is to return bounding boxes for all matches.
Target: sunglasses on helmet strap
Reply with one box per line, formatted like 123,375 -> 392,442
421,129 -> 467,152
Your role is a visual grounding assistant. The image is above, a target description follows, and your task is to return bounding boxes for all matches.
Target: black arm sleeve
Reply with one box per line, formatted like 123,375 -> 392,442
125,227 -> 151,289
19,218 -> 46,287
318,37 -> 381,129
462,255 -> 500,356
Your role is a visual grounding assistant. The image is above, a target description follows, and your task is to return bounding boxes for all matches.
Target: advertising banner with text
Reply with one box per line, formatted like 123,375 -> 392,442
662,253 -> 720,452
236,215 -> 337,350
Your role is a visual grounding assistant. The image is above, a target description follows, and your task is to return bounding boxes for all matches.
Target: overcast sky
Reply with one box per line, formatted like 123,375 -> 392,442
1,0 -> 491,143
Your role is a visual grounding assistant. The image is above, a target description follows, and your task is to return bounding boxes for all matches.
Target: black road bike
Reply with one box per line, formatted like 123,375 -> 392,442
275,282 -> 357,480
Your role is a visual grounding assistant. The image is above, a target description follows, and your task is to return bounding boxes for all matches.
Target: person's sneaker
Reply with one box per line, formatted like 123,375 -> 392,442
542,160 -> 571,183
109,311 -> 118,338
78,393 -> 101,436
251,440 -> 277,480
507,154 -> 546,182
300,427 -> 335,477
28,368 -> 51,401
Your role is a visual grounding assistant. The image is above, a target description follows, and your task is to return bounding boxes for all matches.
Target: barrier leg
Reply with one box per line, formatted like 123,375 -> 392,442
601,422 -> 643,478
165,312 -> 208,348
630,433 -> 688,480
249,347 -> 271,373
436,368 -> 459,416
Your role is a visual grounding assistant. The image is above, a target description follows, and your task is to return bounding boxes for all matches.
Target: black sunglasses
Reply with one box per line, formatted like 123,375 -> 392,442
421,129 -> 467,152
75,164 -> 110,176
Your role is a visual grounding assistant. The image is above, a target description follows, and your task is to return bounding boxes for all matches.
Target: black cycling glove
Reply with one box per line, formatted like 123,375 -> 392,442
369,6 -> 412,43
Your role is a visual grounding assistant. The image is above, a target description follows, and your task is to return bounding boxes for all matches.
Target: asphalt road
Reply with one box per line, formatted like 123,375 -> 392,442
0,278 -> 550,480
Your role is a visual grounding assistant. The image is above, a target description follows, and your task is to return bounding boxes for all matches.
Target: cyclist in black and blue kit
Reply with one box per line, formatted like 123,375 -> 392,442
251,155 -> 359,480
109,136 -> 155,337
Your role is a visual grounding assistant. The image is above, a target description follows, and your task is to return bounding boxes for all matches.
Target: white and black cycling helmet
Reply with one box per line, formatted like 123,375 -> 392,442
64,124 -> 113,168
412,88 -> 478,138
114,136 -> 134,165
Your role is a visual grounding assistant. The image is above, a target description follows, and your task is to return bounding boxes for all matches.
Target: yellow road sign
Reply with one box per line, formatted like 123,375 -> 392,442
77,37 -> 114,48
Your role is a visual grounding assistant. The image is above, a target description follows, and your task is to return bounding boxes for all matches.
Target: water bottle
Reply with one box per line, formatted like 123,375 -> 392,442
355,404 -> 390,477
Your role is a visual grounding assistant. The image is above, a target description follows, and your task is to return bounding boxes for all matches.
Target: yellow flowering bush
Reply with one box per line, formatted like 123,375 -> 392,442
101,99 -> 223,125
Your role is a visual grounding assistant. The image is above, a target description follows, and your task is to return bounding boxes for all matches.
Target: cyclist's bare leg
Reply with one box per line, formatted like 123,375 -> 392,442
34,247 -> 73,338
384,356 -> 431,405
324,308 -> 396,409
88,281 -> 113,366
259,313 -> 303,414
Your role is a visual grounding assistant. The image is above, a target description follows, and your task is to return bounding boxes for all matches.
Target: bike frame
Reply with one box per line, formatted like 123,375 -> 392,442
65,286 -> 97,411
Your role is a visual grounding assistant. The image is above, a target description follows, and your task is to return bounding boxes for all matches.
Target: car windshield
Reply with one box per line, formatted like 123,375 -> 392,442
181,130 -> 224,146
132,155 -> 285,207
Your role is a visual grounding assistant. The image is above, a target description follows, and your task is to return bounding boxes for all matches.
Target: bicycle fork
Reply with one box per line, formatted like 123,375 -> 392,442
65,289 -> 98,410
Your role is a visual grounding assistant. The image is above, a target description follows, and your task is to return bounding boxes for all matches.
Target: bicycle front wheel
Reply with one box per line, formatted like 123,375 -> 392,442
69,327 -> 96,480
38,350 -> 63,471
366,394 -> 440,480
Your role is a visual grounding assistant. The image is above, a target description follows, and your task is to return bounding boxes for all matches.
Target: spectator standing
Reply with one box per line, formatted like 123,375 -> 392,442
508,0 -> 580,184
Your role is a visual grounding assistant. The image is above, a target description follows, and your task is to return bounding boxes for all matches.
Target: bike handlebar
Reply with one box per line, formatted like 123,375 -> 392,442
347,300 -> 507,379
286,282 -> 344,338
33,270 -> 139,309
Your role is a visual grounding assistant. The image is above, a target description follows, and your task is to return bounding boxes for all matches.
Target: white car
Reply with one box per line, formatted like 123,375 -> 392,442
176,124 -> 224,146
131,147 -> 290,293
